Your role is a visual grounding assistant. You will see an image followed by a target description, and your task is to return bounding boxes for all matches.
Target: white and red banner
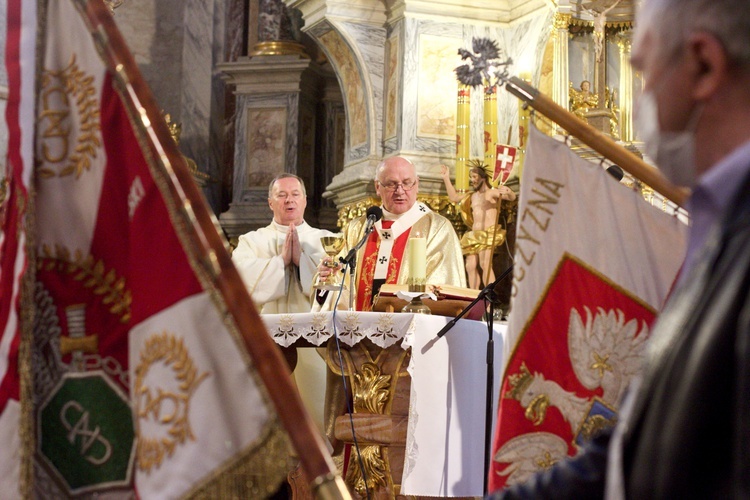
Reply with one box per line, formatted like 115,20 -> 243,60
0,0 -> 37,495
488,126 -> 687,492
493,144 -> 517,186
4,0 -> 294,497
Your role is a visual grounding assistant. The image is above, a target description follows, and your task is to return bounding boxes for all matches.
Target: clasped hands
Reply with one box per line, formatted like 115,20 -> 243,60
282,223 -> 302,267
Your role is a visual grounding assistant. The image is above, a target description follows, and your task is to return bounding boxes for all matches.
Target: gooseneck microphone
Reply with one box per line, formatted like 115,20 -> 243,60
340,206 -> 383,266
362,206 -> 383,235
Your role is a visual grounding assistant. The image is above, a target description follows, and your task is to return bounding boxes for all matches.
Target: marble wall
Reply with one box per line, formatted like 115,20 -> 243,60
282,0 -> 554,211
114,0 -> 228,214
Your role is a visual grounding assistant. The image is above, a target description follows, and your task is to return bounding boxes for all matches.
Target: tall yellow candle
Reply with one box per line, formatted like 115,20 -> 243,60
484,85 -> 498,172
517,72 -> 532,179
408,236 -> 426,281
456,85 -> 471,191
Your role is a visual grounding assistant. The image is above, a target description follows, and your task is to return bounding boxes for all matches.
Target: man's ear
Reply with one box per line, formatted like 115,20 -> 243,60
688,32 -> 728,100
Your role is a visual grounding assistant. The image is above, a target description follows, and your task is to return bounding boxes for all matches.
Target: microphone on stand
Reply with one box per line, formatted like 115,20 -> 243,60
340,206 -> 383,266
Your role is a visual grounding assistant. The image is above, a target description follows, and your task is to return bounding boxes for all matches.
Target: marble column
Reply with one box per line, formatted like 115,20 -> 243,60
617,31 -> 634,142
219,0 -> 325,240
251,0 -> 308,57
218,55 -> 315,239
551,12 -> 571,135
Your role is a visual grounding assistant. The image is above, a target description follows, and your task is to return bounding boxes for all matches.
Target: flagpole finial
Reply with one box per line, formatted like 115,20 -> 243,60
104,0 -> 124,14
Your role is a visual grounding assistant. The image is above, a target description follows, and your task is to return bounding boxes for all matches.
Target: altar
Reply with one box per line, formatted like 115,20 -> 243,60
263,312 -> 507,498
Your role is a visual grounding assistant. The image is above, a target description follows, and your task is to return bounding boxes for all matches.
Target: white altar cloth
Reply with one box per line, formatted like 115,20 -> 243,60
262,312 -> 507,498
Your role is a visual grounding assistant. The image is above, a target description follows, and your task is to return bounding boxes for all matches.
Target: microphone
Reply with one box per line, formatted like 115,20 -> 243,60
340,206 -> 383,266
363,206 -> 383,235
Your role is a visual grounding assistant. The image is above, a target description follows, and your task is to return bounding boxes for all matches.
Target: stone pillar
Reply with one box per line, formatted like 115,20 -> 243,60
218,55 -> 315,239
617,31 -> 634,142
551,12 -> 571,135
251,0 -> 308,58
218,0 -> 319,240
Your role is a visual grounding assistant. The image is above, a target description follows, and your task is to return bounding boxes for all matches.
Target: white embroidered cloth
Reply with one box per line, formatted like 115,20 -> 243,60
262,311 -> 508,497
262,311 -> 419,349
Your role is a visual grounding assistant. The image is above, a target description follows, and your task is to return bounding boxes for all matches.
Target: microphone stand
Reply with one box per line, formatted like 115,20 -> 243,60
434,264 -> 513,496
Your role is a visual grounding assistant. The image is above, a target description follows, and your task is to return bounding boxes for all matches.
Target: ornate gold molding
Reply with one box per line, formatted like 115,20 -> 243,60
553,12 -> 572,30
345,445 -> 388,498
352,363 -> 390,414
250,41 -> 310,59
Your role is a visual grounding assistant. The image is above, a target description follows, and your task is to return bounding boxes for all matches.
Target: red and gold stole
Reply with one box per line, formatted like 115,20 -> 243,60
356,220 -> 412,311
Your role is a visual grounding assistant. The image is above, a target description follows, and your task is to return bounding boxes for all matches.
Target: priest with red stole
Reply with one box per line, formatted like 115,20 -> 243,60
316,155 -> 466,461
318,155 -> 466,311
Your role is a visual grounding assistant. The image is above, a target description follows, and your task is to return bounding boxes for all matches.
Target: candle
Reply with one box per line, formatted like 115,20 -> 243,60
517,72 -> 532,179
408,236 -> 426,281
456,85 -> 471,191
484,85 -> 498,175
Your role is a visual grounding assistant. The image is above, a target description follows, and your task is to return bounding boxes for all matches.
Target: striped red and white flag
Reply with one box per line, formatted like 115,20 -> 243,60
4,0 -> 340,497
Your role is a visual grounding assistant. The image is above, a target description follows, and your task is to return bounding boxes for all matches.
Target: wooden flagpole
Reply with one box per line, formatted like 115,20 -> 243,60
504,76 -> 690,207
80,1 -> 349,497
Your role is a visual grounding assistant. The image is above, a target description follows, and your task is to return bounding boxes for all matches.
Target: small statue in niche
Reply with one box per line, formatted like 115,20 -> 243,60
570,80 -> 600,119
605,86 -> 621,140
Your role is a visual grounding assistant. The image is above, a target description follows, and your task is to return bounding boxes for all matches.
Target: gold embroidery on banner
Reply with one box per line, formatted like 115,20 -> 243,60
38,54 -> 101,179
183,420 -> 292,499
134,331 -> 209,473
38,244 -> 132,323
76,20 -> 290,494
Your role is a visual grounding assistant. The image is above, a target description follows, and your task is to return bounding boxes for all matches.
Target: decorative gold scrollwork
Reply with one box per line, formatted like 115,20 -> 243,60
345,445 -> 388,498
351,362 -> 391,415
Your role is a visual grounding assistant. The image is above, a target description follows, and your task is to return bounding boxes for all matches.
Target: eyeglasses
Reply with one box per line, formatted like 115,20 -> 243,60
378,179 -> 417,192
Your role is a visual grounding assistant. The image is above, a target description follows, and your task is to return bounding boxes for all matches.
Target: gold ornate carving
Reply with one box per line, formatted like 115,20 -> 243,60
553,12 -> 572,30
134,331 -> 210,473
38,244 -> 132,323
345,445 -> 388,498
352,362 -> 391,414
163,112 -> 210,185
336,197 -> 380,228
38,54 -> 101,179
250,41 -> 309,58
336,194 -> 460,233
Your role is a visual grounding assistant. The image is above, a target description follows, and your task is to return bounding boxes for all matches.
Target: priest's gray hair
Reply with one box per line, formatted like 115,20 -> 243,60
636,0 -> 750,70
268,173 -> 307,198
373,156 -> 416,182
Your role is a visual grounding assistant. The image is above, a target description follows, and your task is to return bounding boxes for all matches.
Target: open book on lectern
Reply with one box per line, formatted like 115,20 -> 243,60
372,284 -> 484,320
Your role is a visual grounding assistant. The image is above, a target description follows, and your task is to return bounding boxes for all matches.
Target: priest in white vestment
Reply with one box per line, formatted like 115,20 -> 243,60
317,156 -> 466,311
233,173 -> 335,313
316,156 -> 466,456
232,173 -> 336,439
